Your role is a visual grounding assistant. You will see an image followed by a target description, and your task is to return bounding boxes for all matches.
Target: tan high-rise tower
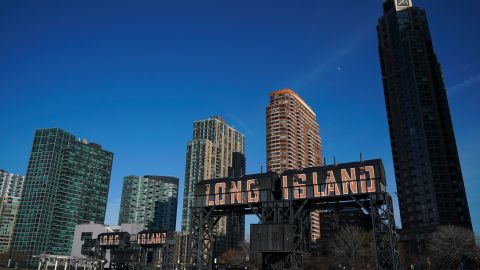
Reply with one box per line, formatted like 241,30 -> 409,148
266,89 -> 323,240
181,116 -> 245,258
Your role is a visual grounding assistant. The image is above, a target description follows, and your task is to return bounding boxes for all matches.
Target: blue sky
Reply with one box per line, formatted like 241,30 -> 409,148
1,0 -> 479,236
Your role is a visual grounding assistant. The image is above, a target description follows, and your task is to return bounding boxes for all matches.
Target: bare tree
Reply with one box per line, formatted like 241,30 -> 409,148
0,251 -> 29,268
0,252 -> 8,267
304,253 -> 335,270
218,241 -> 255,268
330,225 -> 375,270
428,225 -> 477,270
218,249 -> 246,266
475,234 -> 480,268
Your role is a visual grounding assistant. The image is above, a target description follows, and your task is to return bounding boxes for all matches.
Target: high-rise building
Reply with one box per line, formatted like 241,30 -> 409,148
377,0 -> 472,248
266,89 -> 323,240
181,116 -> 245,253
0,170 -> 25,254
71,222 -> 144,268
118,175 -> 178,231
266,89 -> 322,173
11,128 -> 113,263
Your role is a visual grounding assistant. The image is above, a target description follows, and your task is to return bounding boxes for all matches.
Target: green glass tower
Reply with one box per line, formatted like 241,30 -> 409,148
118,175 -> 178,231
10,128 -> 113,264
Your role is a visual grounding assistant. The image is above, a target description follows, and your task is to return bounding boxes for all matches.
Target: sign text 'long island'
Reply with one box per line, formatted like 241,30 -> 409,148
195,159 -> 386,207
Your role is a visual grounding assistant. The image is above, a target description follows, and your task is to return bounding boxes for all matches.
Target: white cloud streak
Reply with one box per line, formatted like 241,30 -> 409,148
229,114 -> 256,138
293,21 -> 373,88
448,73 -> 480,94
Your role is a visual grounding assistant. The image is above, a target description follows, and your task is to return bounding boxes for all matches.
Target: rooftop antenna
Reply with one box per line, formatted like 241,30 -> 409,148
260,165 -> 263,173
323,157 -> 327,166
334,156 -> 337,166
360,152 -> 364,162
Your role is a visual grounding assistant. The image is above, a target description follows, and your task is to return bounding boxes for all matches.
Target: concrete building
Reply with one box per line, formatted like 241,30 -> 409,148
0,169 -> 25,254
181,116 -> 245,255
71,222 -> 144,268
71,223 -> 113,260
118,175 -> 178,231
377,0 -> 472,250
266,89 -> 323,240
10,128 -> 113,264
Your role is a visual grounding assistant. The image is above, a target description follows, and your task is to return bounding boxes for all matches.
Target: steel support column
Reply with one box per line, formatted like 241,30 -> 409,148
259,201 -> 305,270
189,207 -> 220,270
370,193 -> 401,270
161,237 -> 176,270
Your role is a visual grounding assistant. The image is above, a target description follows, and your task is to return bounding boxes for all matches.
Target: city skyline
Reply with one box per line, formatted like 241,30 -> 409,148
1,0 -> 479,237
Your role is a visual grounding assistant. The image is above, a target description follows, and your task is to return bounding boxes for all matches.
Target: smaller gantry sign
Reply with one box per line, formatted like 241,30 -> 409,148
137,231 -> 169,247
98,232 -> 130,248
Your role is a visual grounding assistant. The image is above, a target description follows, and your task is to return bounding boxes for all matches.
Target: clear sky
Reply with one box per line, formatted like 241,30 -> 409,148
1,0 -> 479,236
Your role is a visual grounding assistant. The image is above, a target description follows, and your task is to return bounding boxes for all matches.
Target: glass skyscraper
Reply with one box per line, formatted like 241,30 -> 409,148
377,0 -> 472,250
10,128 -> 113,264
118,175 -> 178,231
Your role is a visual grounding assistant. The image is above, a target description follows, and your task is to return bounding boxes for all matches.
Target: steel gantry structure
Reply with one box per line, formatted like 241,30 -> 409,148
187,159 -> 400,270
95,230 -> 176,270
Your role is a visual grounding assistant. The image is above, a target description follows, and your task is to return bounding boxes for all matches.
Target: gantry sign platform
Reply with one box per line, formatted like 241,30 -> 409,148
188,159 -> 400,270
137,230 -> 176,270
97,231 -> 176,270
97,231 -> 138,269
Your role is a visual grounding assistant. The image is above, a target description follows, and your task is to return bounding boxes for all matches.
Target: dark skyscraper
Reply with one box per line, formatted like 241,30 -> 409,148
377,0 -> 472,247
224,152 -> 246,251
11,128 -> 113,263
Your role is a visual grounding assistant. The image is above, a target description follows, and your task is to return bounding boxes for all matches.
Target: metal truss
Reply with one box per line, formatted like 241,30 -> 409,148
370,193 -> 401,270
159,238 -> 177,270
189,207 -> 220,270
247,201 -> 308,270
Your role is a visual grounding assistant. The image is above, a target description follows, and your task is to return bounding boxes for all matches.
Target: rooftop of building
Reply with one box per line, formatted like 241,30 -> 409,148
193,115 -> 227,124
383,0 -> 414,13
35,127 -> 113,154
193,115 -> 245,137
0,169 -> 25,177
269,88 -> 316,117
124,175 -> 179,185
